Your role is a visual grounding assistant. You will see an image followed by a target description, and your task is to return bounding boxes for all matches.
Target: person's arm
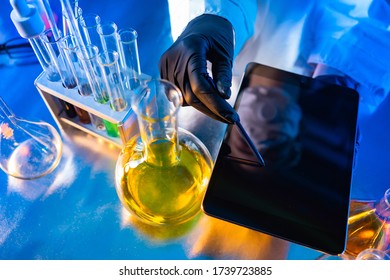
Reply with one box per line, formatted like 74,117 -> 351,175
160,0 -> 257,123
204,0 -> 257,57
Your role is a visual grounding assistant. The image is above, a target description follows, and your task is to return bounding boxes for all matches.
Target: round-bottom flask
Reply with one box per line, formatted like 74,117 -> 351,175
115,79 -> 213,225
0,97 -> 62,179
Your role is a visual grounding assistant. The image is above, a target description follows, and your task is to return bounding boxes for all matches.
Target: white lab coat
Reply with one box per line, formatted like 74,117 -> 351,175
168,0 -> 390,114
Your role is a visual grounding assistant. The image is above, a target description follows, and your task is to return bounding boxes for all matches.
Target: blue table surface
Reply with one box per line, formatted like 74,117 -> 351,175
1,1 -> 390,260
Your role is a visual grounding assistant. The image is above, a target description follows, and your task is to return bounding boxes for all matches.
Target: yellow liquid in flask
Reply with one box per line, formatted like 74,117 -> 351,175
344,201 -> 390,258
118,138 -> 212,225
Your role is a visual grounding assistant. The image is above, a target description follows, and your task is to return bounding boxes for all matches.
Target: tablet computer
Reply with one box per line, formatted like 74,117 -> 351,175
202,62 -> 359,255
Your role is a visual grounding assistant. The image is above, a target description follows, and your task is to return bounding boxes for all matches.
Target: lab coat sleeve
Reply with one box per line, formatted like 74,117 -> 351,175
204,0 -> 258,57
301,0 -> 390,113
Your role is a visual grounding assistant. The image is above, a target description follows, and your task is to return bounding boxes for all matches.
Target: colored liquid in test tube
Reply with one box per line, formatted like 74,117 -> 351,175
103,120 -> 119,137
97,51 -> 127,112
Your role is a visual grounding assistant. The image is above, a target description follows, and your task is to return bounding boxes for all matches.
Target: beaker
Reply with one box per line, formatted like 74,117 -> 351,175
115,79 -> 213,225
0,97 -> 62,180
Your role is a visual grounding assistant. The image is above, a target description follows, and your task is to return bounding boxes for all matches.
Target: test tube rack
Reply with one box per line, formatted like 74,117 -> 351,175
35,71 -> 143,148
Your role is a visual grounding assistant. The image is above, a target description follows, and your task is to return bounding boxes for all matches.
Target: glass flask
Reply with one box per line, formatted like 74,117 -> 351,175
355,248 -> 390,260
344,188 -> 390,258
0,97 -> 62,180
115,79 -> 213,225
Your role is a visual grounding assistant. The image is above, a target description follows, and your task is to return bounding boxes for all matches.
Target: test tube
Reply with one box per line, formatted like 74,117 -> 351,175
29,35 -> 61,82
97,22 -> 125,115
41,29 -> 77,89
41,0 -> 62,40
9,0 -> 61,82
89,113 -> 106,131
97,50 -> 127,111
59,34 -> 91,96
118,28 -> 141,91
74,106 -> 91,124
58,99 -> 77,118
63,5 -> 83,37
79,13 -> 103,51
58,36 -> 106,129
102,120 -> 119,137
97,21 -> 119,53
76,45 -> 109,104
60,0 -> 85,50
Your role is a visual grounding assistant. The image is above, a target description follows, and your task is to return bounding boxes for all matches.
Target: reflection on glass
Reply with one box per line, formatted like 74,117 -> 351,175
7,145 -> 75,201
120,208 -> 201,242
231,84 -> 302,170
203,63 -> 359,255
187,215 -> 290,259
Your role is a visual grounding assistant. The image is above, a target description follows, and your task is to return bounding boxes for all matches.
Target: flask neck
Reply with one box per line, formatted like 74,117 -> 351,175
132,79 -> 183,167
138,113 -> 180,167
0,97 -> 15,123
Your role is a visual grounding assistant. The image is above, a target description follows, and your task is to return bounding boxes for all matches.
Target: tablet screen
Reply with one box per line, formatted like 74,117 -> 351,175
202,63 -> 359,255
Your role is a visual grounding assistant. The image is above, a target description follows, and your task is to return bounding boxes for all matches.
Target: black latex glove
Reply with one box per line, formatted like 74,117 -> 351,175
159,14 -> 239,124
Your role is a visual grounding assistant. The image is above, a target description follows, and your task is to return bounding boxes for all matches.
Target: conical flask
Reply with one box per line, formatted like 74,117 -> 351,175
0,97 -> 62,180
344,188 -> 390,258
115,79 -> 213,226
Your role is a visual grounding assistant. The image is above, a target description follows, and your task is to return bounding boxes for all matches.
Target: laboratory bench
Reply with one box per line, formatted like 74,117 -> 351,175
1,60 -> 389,260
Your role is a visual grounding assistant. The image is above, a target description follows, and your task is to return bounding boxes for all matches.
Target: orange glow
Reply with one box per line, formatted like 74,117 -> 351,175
187,215 -> 289,259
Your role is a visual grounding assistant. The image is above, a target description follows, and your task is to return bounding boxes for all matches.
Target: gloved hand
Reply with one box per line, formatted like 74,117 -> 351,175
159,14 -> 239,124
